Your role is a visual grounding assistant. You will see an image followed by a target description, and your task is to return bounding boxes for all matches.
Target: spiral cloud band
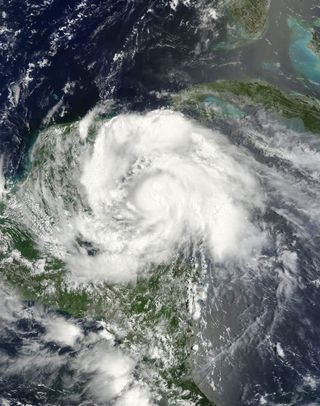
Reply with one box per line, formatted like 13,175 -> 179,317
13,110 -> 266,283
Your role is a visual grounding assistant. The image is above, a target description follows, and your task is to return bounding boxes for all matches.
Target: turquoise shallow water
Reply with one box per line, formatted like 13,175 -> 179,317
203,96 -> 244,118
288,17 -> 320,85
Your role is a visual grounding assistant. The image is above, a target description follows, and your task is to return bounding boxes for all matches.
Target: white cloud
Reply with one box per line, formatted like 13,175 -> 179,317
74,110 -> 266,282
11,110 -> 267,284
75,344 -> 137,403
44,317 -> 83,347
115,385 -> 153,406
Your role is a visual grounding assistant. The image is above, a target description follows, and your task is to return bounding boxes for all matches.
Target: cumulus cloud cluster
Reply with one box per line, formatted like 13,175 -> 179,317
0,287 -> 152,405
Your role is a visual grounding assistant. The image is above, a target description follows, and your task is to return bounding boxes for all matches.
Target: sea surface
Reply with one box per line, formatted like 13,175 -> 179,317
1,1 -> 320,405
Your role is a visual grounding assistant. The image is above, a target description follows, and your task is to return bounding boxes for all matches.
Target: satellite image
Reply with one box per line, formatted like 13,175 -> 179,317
0,1 -> 320,405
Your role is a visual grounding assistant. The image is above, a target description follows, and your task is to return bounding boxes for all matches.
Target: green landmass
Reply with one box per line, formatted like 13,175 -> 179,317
0,214 -> 211,404
173,80 -> 320,134
216,0 -> 270,49
308,29 -> 320,57
228,0 -> 269,36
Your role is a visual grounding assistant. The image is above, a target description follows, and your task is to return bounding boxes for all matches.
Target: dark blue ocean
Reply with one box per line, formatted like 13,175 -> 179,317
1,1 -> 320,405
